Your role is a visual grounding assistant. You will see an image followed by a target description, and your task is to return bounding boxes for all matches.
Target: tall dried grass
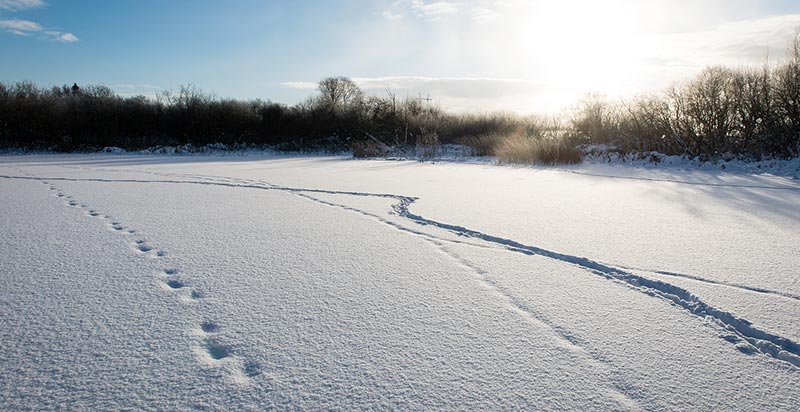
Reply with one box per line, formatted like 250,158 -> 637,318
495,135 -> 582,165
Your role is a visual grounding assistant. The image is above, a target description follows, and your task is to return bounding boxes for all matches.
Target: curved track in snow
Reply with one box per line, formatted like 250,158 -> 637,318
2,170 -> 799,369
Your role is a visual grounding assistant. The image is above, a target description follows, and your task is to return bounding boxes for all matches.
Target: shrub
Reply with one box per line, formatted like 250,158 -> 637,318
415,130 -> 440,161
461,133 -> 505,156
351,140 -> 389,158
496,135 -> 582,165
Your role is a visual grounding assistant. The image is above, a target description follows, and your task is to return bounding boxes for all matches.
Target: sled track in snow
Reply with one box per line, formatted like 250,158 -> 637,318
558,169 -> 800,191
617,266 -> 800,302
3,171 -> 799,369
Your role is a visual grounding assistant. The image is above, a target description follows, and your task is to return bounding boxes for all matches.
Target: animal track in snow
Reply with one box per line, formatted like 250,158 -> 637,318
165,279 -> 184,289
204,339 -> 232,360
243,360 -> 262,377
131,240 -> 166,257
136,244 -> 152,253
36,169 -> 793,369
200,321 -> 220,334
32,174 -> 204,336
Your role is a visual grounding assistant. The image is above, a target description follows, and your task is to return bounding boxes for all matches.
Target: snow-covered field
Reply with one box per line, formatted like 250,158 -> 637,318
1,154 -> 799,410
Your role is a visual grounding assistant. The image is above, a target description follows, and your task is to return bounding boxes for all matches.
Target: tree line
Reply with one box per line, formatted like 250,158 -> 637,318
0,77 -> 528,153
570,33 -> 800,159
1,33 -> 799,161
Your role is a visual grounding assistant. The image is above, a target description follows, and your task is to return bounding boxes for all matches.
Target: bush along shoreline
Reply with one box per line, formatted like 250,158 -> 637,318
1,34 -> 798,165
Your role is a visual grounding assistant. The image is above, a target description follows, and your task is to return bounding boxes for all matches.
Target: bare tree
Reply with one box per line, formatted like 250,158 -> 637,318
317,76 -> 363,111
772,28 -> 800,156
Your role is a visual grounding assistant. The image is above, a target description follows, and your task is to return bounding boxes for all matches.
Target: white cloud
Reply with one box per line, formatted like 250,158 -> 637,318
408,0 -> 459,19
52,32 -> 78,42
280,81 -> 319,90
389,0 -> 509,21
629,13 -> 800,89
351,76 -> 560,112
0,18 -> 42,33
0,0 -> 79,42
470,7 -> 500,23
653,14 -> 800,66
0,0 -> 46,11
382,10 -> 404,21
282,76 -> 568,113
0,19 -> 79,42
111,84 -> 162,99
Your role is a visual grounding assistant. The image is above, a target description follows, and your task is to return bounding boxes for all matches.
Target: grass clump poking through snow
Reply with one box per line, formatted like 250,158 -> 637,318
496,135 -> 582,165
462,133 -> 506,156
468,122 -> 583,165
351,140 -> 389,158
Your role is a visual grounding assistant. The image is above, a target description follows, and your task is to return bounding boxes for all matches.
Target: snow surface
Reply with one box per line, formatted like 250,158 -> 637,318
1,154 -> 799,410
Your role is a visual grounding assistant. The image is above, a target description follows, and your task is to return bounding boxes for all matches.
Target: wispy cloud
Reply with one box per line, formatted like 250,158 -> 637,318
389,0 -> 505,22
407,0 -> 459,19
0,19 -> 78,43
111,84 -> 162,99
282,76 -> 566,113
0,18 -> 78,41
644,14 -> 800,77
0,0 -> 78,42
352,76 -> 544,99
382,10 -> 404,21
55,31 -> 77,42
0,0 -> 46,11
280,81 -> 318,90
470,7 -> 500,23
0,18 -> 41,34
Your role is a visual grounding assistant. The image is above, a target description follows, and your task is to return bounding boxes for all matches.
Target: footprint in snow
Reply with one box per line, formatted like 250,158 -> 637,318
165,279 -> 184,289
134,241 -> 153,253
200,321 -> 220,334
243,360 -> 262,377
204,339 -> 232,360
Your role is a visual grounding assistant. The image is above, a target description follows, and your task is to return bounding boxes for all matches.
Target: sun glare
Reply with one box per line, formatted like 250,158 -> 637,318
508,1 -> 646,104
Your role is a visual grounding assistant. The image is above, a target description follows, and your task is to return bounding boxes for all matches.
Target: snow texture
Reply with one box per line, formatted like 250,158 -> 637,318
1,154 -> 799,410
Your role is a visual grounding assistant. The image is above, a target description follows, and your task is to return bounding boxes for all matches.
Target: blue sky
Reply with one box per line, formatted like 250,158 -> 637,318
2,0 -> 800,113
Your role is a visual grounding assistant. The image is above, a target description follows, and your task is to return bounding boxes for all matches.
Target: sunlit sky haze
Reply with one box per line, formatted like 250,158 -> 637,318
2,0 -> 800,113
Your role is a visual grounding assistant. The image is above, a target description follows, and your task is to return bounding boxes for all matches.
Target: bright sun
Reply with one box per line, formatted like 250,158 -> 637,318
503,0 -> 646,105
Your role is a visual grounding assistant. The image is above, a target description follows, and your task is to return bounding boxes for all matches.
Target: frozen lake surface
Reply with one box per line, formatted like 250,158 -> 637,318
1,154 -> 799,410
